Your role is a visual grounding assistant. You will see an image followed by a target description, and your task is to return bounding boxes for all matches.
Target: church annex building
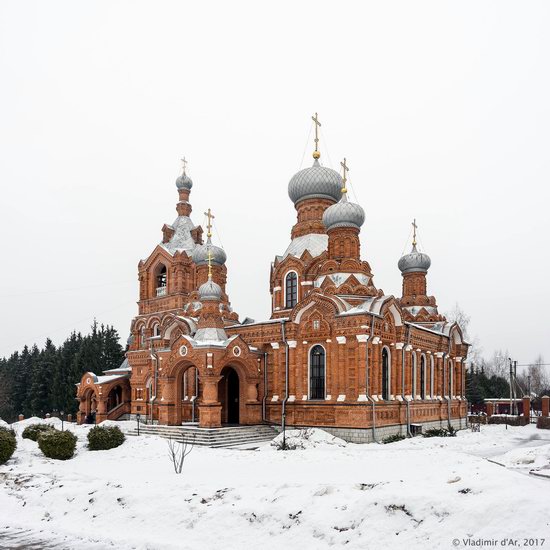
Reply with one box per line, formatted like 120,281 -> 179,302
77,118 -> 469,442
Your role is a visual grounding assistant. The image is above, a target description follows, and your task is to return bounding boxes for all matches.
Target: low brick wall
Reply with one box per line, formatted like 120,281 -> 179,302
278,417 -> 466,444
488,416 -> 528,426
468,414 -> 487,424
537,417 -> 550,430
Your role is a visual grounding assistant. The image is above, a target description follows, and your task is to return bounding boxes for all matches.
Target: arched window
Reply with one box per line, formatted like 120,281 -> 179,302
152,323 -> 160,337
381,347 -> 390,400
285,271 -> 298,309
420,355 -> 426,399
411,353 -> 417,398
156,264 -> 167,296
309,345 -> 325,400
139,326 -> 146,348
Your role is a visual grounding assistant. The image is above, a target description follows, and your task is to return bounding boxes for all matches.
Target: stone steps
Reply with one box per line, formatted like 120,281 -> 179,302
126,424 -> 278,448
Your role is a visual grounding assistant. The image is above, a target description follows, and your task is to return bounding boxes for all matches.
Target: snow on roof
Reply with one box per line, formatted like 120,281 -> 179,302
161,215 -> 197,254
95,373 -> 129,385
103,358 -> 132,375
280,233 -> 328,260
315,272 -> 371,288
337,295 -> 390,317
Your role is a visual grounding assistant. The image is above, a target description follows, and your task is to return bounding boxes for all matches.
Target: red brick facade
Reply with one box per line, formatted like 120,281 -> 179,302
77,147 -> 468,435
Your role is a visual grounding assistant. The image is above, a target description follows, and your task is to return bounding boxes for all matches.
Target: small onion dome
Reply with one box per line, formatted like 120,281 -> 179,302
288,159 -> 343,206
192,239 -> 227,266
322,194 -> 365,231
199,278 -> 222,301
176,172 -> 193,191
398,244 -> 432,274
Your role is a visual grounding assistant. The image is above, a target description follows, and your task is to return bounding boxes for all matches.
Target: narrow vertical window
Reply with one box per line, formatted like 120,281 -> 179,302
382,348 -> 390,400
420,356 -> 426,399
309,345 -> 325,400
285,272 -> 298,308
411,354 -> 417,398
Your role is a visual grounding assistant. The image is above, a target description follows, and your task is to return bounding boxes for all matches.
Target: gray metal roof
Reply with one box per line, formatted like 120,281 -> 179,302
192,237 -> 227,266
282,233 -> 328,259
398,244 -> 431,274
199,279 -> 222,301
322,194 -> 365,231
176,173 -> 193,190
288,159 -> 343,205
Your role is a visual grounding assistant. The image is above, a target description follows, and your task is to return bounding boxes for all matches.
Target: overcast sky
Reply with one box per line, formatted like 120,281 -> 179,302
0,1 -> 548,367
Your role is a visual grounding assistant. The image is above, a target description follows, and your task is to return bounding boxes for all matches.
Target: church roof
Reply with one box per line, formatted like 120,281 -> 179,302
162,215 -> 198,254
103,358 -> 132,375
280,233 -> 328,260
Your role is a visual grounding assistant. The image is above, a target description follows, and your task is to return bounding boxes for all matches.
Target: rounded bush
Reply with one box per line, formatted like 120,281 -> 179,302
22,423 -> 55,442
0,427 -> 17,465
87,425 -> 125,451
38,430 -> 77,460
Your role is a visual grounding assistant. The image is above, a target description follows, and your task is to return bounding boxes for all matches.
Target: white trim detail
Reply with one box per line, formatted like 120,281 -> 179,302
273,286 -> 281,291
395,342 -> 404,350
372,336 -> 381,344
336,336 -> 347,345
337,394 -> 346,402
356,334 -> 369,343
270,342 -> 280,349
288,395 -> 296,402
271,395 -> 279,402
287,340 -> 297,349
357,394 -> 368,402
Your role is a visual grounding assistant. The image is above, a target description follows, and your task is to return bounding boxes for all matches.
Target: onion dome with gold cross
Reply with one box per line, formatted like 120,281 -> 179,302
398,220 -> 431,273
192,237 -> 227,266
198,278 -> 223,301
322,158 -> 365,231
175,157 -> 193,191
288,113 -> 343,206
191,208 -> 227,266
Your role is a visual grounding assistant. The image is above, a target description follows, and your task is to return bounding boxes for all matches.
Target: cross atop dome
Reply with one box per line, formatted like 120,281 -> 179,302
340,158 -> 349,194
312,112 -> 321,159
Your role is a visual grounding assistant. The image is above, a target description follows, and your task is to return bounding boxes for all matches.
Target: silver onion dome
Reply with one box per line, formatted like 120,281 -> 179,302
322,194 -> 365,231
192,239 -> 227,266
288,159 -> 343,206
176,173 -> 193,191
398,244 -> 432,274
199,278 -> 222,301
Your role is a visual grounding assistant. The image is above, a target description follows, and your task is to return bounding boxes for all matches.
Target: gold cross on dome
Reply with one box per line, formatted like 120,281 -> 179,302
412,218 -> 418,247
181,156 -> 188,174
204,208 -> 215,239
340,158 -> 349,194
311,112 -> 321,158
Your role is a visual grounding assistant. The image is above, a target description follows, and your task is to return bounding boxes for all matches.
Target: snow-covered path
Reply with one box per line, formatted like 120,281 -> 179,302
1,419 -> 549,550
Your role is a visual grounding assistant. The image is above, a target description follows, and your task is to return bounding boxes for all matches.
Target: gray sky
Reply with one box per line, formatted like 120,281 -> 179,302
1,1 -> 549,366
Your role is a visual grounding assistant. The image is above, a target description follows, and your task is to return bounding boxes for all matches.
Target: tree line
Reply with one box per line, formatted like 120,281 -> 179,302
0,322 -> 124,423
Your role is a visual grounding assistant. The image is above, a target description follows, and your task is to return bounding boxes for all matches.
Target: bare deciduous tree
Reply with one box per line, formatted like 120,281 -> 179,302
167,435 -> 195,474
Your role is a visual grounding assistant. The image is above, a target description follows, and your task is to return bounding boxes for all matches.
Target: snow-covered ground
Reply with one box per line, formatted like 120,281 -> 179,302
1,418 -> 550,549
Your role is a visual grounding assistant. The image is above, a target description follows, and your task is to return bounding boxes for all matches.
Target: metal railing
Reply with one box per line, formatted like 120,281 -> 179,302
156,286 -> 167,297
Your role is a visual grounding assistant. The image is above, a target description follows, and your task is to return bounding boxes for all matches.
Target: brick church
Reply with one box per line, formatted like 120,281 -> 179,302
77,117 -> 469,442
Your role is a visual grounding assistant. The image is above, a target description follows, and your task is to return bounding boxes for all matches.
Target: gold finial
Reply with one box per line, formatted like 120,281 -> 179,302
204,208 -> 215,239
412,218 -> 418,247
207,247 -> 213,280
311,112 -> 321,159
181,156 -> 188,175
340,158 -> 349,194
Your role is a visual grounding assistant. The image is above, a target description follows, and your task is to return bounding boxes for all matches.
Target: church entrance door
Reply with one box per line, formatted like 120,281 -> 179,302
220,367 -> 240,424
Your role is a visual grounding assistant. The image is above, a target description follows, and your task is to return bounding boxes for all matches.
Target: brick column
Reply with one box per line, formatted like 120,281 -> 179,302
199,375 -> 222,428
336,336 -> 347,399
287,341 -> 297,399
356,335 -> 368,399
395,343 -> 404,396
404,345 -> 413,397
542,395 -> 550,417
486,401 -> 494,418
296,342 -> 304,400
522,396 -> 531,422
